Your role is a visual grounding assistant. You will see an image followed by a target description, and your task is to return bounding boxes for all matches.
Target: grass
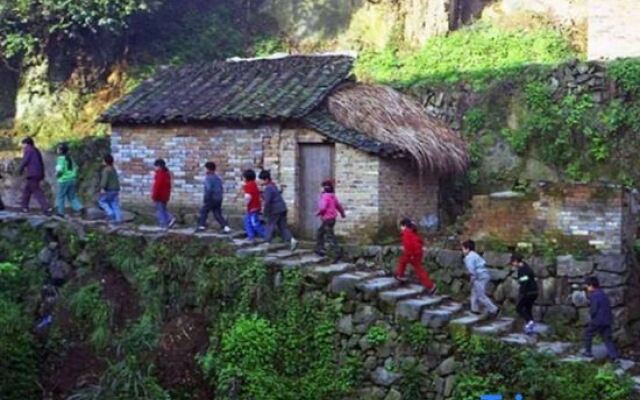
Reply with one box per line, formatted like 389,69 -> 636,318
355,22 -> 579,89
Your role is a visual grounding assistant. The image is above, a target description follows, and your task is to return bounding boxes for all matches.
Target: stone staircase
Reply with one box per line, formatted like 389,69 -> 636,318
2,209 -> 640,390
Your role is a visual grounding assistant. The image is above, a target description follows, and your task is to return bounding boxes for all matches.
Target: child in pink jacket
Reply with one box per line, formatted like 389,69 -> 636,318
315,179 -> 346,260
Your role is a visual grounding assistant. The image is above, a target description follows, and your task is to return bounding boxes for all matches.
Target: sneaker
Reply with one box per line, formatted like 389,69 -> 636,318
223,226 -> 231,233
394,274 -> 408,283
488,307 -> 501,318
168,218 -> 176,229
581,351 -> 594,359
427,285 -> 438,296
314,250 -> 327,257
195,226 -> 206,232
524,321 -> 535,334
290,238 -> 298,251
44,208 -> 53,216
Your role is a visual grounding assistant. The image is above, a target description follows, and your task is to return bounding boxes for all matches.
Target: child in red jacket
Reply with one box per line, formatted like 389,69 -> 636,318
151,159 -> 176,229
394,218 -> 437,295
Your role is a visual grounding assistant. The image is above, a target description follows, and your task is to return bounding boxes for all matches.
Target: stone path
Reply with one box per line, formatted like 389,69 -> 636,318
2,210 -> 640,390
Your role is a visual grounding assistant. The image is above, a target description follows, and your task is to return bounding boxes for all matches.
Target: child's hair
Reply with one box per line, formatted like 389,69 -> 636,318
154,159 -> 168,170
461,240 -> 475,251
585,276 -> 600,288
205,161 -> 216,172
22,137 -> 34,146
258,169 -> 271,181
243,169 -> 256,181
58,143 -> 73,170
104,154 -> 114,165
322,179 -> 334,193
510,253 -> 524,264
400,218 -> 417,232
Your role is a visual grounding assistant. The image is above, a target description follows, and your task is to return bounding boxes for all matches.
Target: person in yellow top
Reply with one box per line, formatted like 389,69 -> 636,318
55,143 -> 83,217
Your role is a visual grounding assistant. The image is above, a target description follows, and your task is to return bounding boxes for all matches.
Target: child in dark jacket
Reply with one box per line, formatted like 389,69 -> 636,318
583,276 -> 619,360
258,170 -> 297,251
511,253 -> 539,334
315,179 -> 345,259
196,161 -> 230,233
394,219 -> 437,295
151,159 -> 175,229
242,169 -> 264,241
97,154 -> 122,224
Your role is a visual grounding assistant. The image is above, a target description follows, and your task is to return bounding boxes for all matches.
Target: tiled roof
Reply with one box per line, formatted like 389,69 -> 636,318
99,55 -> 354,124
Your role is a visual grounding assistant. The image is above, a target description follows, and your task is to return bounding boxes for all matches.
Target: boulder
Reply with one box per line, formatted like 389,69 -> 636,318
435,249 -> 464,270
337,315 -> 354,335
371,367 -> 402,387
353,305 -> 380,329
484,251 -> 511,268
356,387 -> 386,400
596,271 -> 626,288
556,255 -> 594,278
384,389 -> 402,400
487,267 -> 510,281
529,257 -> 551,278
539,278 -> 557,305
436,357 -> 456,376
603,287 -> 626,307
594,254 -> 627,274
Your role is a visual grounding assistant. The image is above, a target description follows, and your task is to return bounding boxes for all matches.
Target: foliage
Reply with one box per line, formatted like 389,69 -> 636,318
0,298 -> 39,400
452,333 -> 633,399
365,325 -> 389,347
400,360 -> 428,400
399,321 -> 433,354
67,282 -> 112,350
355,22 -> 577,88
67,355 -> 170,400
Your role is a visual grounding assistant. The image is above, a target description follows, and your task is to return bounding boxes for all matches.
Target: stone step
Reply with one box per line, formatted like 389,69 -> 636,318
500,333 -> 537,347
238,244 -> 294,258
377,284 -> 425,313
269,253 -> 324,268
421,302 -> 463,329
449,312 -> 487,328
395,295 -> 446,321
472,318 -> 515,336
536,342 -> 576,357
307,263 -> 356,285
330,271 -> 386,297
266,248 -> 312,260
356,277 -> 401,300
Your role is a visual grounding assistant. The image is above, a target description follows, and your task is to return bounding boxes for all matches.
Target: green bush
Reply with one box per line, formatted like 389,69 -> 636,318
355,22 -> 577,88
366,326 -> 389,347
67,282 -> 112,350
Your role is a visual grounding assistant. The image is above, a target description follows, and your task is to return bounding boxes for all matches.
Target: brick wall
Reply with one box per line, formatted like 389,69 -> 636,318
464,184 -> 635,254
378,158 -> 439,230
588,0 -> 640,60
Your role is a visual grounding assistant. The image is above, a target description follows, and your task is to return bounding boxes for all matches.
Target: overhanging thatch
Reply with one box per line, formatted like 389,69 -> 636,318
325,83 -> 469,175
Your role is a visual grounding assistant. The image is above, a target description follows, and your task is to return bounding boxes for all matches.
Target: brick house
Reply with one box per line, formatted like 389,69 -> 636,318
100,55 -> 468,240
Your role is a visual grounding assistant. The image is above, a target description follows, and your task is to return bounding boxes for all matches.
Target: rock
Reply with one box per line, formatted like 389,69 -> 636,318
377,342 -> 393,358
421,303 -> 462,329
330,271 -> 384,297
500,333 -> 536,346
357,387 -> 386,400
378,285 -> 424,313
337,315 -> 354,335
359,336 -> 372,352
48,260 -> 71,281
307,263 -> 355,285
354,305 -> 380,328
364,356 -> 378,371
384,389 -> 402,400
596,271 -> 626,288
84,207 -> 106,220
484,252 -> 511,268
435,249 -> 464,270
347,335 -> 360,349
594,254 -> 626,274
396,294 -> 444,321
450,312 -> 486,328
444,375 -> 456,397
529,257 -> 550,278
539,278 -> 557,305
536,342 -> 575,356
371,367 -> 402,387
556,255 -> 594,278
38,247 -> 55,265
472,318 -> 515,336
436,357 -> 456,376
603,287 -> 626,307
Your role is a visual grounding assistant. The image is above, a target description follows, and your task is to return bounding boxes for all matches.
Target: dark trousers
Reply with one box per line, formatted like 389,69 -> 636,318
0,194 -> 4,210
265,211 -> 292,243
21,178 -> 50,211
516,293 -> 537,322
315,219 -> 341,256
198,199 -> 227,228
585,324 -> 619,359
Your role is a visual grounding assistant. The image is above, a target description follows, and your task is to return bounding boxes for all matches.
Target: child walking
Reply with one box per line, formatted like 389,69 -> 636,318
54,143 -> 83,217
583,276 -> 619,360
462,240 -> 499,317
258,170 -> 297,251
97,154 -> 122,224
315,179 -> 345,259
242,169 -> 264,241
511,253 -> 538,334
394,218 -> 437,295
151,159 -> 176,229
196,161 -> 230,233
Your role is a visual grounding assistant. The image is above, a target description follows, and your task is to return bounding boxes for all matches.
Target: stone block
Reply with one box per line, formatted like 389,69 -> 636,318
395,295 -> 445,321
529,256 -> 551,278
378,285 -> 424,313
484,251 -> 511,268
371,367 -> 402,387
435,249 -> 464,271
545,305 -> 577,322
536,341 -> 575,356
472,318 -> 515,336
337,315 -> 354,335
330,271 -> 384,297
539,278 -> 557,305
556,255 -> 594,277
595,271 -> 626,288
603,287 -> 626,307
594,254 -> 627,274
487,267 -> 510,281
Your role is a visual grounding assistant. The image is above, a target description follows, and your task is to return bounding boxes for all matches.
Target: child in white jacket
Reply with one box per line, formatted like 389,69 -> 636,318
462,240 -> 499,316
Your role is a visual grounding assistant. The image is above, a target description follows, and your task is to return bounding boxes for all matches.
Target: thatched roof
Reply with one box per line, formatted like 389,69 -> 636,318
321,83 -> 469,174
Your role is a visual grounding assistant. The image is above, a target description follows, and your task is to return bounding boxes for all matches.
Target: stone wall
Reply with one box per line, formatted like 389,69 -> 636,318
464,183 -> 635,255
588,0 -> 640,60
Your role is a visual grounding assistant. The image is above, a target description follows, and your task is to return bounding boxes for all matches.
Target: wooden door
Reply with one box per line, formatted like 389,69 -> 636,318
299,144 -> 335,238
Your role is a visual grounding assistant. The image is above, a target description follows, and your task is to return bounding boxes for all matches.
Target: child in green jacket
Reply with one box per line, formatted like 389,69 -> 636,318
55,143 -> 83,217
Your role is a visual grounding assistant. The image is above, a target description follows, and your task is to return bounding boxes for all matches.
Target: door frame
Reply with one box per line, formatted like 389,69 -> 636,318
297,142 -> 336,239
